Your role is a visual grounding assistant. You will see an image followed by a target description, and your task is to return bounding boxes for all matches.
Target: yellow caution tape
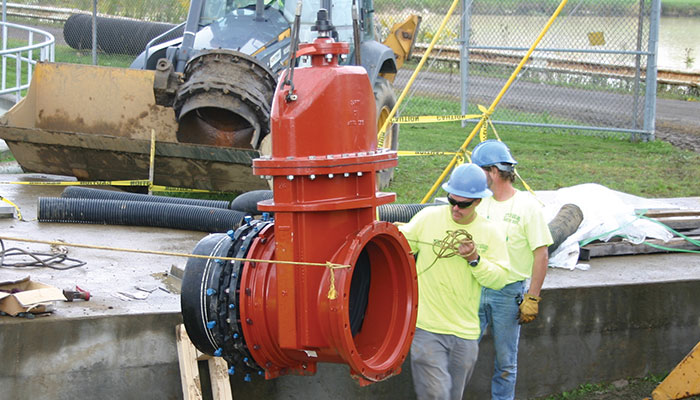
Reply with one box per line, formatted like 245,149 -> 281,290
391,113 -> 482,124
0,179 -> 150,186
397,150 -> 459,157
150,185 -> 229,194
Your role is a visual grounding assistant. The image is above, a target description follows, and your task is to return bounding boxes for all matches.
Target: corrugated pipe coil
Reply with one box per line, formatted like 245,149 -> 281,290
63,14 -> 181,55
61,186 -> 231,209
377,203 -> 441,223
230,189 -> 439,222
547,203 -> 584,255
229,189 -> 274,213
38,198 -> 246,233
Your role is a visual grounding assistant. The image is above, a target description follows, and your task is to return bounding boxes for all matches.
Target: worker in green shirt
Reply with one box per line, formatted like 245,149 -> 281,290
472,140 -> 553,400
399,163 -> 510,400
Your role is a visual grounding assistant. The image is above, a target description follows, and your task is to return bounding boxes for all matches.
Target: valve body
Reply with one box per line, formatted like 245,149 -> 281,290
181,36 -> 418,386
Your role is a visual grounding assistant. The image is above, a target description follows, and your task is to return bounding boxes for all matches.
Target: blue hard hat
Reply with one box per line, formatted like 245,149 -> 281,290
441,163 -> 493,198
471,140 -> 517,172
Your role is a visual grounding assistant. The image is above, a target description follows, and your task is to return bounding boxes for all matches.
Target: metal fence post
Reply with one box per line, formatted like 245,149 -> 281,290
643,0 -> 660,141
92,0 -> 98,65
460,0 -> 472,129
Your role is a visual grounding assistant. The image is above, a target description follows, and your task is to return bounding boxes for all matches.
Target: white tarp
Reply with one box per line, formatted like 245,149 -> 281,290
538,183 -> 675,270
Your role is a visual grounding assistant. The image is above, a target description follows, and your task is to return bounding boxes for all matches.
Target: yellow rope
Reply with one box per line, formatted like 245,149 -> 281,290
406,229 -> 474,276
326,262 -> 352,300
431,229 -> 474,259
0,235 -> 350,269
0,235 -> 351,300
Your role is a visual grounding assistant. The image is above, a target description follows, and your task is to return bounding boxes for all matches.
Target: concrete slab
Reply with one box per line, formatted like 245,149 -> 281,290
0,173 -> 209,399
0,173 -> 208,317
1,173 -> 700,399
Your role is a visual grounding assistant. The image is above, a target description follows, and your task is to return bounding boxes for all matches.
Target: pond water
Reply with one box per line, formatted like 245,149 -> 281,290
401,12 -> 700,73
657,17 -> 699,72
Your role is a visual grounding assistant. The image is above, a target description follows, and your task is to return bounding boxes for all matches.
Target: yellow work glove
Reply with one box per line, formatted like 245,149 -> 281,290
518,293 -> 541,324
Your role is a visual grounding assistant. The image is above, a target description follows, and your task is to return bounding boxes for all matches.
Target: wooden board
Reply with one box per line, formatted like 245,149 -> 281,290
176,324 -> 233,400
580,236 -> 700,259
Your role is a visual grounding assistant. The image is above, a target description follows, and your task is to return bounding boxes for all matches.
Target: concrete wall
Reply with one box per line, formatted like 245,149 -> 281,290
229,278 -> 700,399
1,278 -> 698,399
0,313 -> 184,400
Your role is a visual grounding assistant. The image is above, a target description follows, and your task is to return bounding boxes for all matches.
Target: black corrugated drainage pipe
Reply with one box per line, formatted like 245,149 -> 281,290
230,189 -> 274,214
230,189 -> 440,222
63,14 -> 181,55
38,198 -> 246,233
377,203 -> 441,223
61,186 -> 231,209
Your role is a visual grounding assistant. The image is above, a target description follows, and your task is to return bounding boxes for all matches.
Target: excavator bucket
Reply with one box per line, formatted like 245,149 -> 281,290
651,341 -> 700,399
0,62 -> 269,193
382,15 -> 422,73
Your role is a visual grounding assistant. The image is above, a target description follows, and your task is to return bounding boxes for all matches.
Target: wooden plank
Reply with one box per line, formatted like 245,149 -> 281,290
581,236 -> 700,258
208,357 -> 233,400
642,210 -> 700,218
654,216 -> 700,232
176,324 -> 203,400
176,324 -> 233,400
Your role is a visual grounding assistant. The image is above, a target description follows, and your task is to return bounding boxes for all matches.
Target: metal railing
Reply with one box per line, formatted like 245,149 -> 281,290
1,20 -> 55,102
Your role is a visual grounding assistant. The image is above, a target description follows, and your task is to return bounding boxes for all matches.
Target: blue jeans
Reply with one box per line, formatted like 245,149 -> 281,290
410,327 -> 479,400
479,280 -> 525,400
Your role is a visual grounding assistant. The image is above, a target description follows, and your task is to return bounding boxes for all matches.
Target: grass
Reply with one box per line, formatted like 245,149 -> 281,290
387,98 -> 700,203
530,372 -> 700,400
54,46 -> 134,67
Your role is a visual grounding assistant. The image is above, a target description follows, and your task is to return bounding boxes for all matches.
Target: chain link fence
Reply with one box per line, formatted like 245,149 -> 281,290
5,0 -> 658,139
377,0 -> 658,140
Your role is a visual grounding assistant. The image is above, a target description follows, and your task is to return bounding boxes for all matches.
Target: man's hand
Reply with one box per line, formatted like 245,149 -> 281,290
458,239 -> 477,262
518,293 -> 541,324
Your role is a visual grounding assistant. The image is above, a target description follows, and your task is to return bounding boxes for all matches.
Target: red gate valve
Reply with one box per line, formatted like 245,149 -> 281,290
181,29 -> 418,386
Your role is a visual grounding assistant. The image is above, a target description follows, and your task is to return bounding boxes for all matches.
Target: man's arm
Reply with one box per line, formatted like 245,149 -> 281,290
527,245 -> 549,296
518,245 -> 549,324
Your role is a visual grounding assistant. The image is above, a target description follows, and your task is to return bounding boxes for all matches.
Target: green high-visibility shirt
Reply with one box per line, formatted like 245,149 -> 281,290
477,190 -> 553,284
399,205 -> 510,340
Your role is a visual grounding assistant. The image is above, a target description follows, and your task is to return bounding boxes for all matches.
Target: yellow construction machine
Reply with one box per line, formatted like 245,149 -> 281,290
0,0 -> 420,192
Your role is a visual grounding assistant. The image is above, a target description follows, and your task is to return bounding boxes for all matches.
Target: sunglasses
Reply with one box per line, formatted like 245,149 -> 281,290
447,196 -> 476,209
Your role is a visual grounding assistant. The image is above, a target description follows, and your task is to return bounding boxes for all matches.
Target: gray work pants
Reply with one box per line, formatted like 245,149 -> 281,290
410,327 -> 479,400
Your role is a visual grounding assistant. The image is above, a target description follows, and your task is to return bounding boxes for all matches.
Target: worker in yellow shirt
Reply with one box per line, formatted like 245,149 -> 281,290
399,163 -> 510,400
472,140 -> 553,400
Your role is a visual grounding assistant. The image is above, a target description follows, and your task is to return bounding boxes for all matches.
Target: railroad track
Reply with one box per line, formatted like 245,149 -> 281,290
5,3 -> 699,87
3,2 -> 87,22
412,44 -> 700,87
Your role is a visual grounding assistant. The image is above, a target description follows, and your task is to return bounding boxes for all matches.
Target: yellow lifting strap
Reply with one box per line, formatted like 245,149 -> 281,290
420,0 -> 569,204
